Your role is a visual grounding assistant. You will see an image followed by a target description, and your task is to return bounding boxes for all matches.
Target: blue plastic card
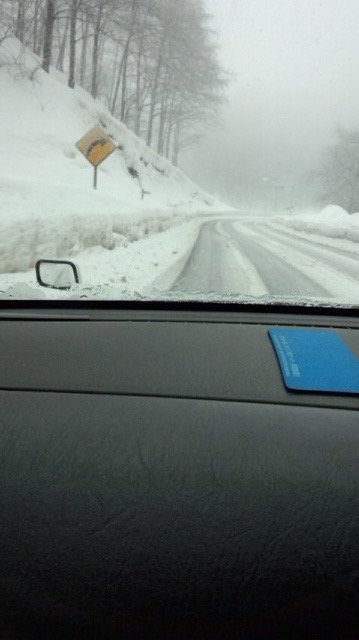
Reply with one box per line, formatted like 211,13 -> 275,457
269,327 -> 359,394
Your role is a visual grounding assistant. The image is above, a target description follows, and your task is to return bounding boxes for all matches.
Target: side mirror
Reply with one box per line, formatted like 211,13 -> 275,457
35,259 -> 80,290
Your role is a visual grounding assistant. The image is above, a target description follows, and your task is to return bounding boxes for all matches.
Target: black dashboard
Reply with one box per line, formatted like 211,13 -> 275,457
0,303 -> 358,639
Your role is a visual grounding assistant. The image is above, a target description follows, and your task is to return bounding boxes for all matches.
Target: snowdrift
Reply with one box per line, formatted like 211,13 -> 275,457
0,39 -> 227,273
273,206 -> 359,244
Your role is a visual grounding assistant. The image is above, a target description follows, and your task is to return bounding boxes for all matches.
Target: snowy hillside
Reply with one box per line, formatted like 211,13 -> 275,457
0,39 -> 229,273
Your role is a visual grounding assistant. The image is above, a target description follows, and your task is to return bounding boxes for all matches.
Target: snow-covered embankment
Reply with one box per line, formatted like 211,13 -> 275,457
273,205 -> 359,244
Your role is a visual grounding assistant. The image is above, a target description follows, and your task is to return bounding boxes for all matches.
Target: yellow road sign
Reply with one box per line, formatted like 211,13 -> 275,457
76,126 -> 116,167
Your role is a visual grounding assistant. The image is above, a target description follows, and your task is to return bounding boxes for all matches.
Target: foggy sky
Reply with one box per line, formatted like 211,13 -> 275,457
182,0 -> 359,210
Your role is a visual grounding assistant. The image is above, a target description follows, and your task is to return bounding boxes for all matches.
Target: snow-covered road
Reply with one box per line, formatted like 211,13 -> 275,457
1,215 -> 358,305
169,218 -> 358,304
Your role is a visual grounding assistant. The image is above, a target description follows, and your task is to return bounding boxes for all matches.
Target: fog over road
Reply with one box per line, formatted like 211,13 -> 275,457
170,218 -> 358,303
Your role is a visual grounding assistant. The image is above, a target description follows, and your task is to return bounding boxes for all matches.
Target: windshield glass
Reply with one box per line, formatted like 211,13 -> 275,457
0,0 -> 358,306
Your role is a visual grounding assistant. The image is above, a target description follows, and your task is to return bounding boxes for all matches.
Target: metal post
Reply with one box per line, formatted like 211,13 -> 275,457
93,166 -> 98,190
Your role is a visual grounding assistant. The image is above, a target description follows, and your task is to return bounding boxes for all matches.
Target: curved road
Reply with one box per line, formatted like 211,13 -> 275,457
171,218 -> 357,300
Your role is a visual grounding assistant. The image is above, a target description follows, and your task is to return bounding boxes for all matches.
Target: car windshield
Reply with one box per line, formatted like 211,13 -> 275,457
0,0 -> 358,306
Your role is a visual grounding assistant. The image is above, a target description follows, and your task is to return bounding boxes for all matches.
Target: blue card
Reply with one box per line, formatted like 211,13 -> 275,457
269,327 -> 359,394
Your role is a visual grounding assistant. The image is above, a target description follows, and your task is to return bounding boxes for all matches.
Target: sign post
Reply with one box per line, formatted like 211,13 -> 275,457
76,126 -> 116,190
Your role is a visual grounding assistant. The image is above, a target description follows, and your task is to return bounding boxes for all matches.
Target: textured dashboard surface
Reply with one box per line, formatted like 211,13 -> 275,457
0,319 -> 359,408
0,390 -> 358,638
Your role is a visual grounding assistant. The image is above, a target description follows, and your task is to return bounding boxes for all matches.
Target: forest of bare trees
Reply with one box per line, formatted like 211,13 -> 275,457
0,0 -> 227,165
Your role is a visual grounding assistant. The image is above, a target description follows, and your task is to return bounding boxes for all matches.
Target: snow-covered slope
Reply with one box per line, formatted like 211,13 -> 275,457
0,39 -> 229,273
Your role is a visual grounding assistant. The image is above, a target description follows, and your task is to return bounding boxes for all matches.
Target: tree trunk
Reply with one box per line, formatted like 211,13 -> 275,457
108,39 -> 121,109
91,30 -> 99,97
172,120 -> 181,167
146,38 -> 164,147
98,33 -> 106,81
120,0 -> 137,121
157,90 -> 167,155
43,0 -> 56,73
120,39 -> 130,122
110,36 -> 130,115
68,0 -> 77,88
134,0 -> 151,134
56,16 -> 69,71
165,120 -> 173,159
79,19 -> 89,86
35,1 -> 45,56
33,0 -> 40,53
134,35 -> 145,135
15,0 -> 26,43
165,95 -> 175,158
91,2 -> 103,98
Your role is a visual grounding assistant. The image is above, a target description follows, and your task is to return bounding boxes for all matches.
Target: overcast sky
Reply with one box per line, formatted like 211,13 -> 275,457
182,0 -> 359,209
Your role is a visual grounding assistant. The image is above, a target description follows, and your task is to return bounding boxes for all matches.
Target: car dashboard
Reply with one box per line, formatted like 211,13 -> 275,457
0,303 -> 358,639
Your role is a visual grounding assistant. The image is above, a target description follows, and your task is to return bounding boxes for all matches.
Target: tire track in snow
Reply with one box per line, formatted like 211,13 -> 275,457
221,221 -> 330,298
265,222 -> 359,262
232,221 -> 357,302
263,224 -> 359,278
171,220 -> 266,295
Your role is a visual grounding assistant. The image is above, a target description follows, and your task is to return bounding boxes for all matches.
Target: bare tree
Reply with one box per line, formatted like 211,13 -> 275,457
315,128 -> 359,214
33,0 -> 45,55
3,0 -> 227,163
68,0 -> 79,87
56,14 -> 69,70
0,1 -> 14,45
42,0 -> 56,72
89,0 -> 105,97
77,20 -> 88,85
15,0 -> 26,42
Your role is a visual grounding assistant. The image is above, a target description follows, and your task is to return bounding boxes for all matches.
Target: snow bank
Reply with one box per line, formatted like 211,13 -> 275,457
0,39 -> 230,273
0,175 -> 191,271
273,206 -> 359,244
0,216 -> 207,298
